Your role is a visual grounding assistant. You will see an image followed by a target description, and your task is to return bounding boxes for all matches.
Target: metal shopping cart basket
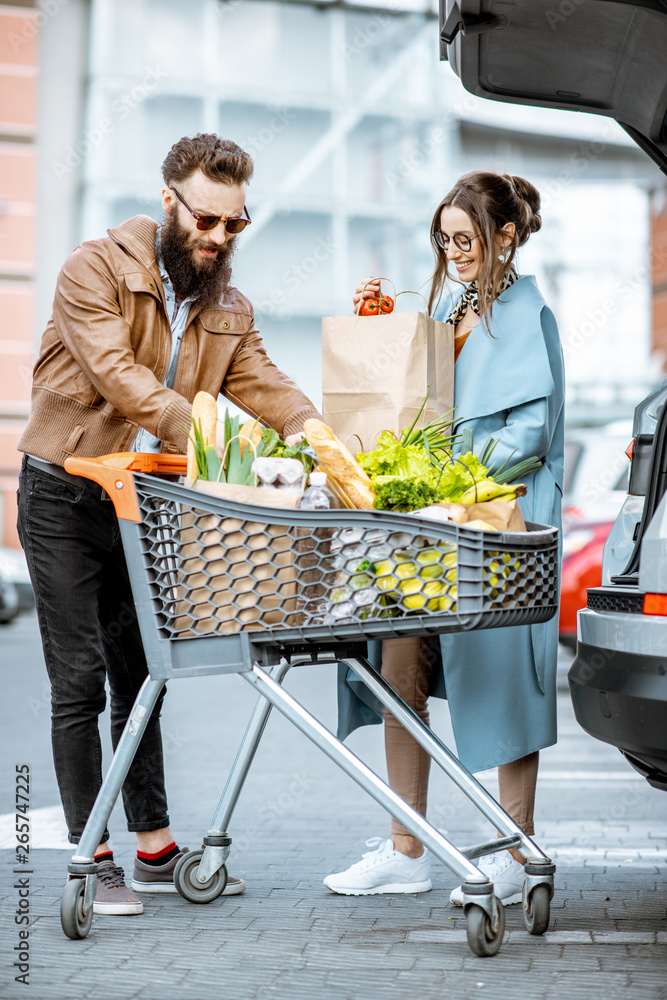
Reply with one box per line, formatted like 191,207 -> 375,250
59,452 -> 559,957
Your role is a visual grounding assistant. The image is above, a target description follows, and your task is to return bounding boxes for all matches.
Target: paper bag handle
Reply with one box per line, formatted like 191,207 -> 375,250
354,276 -> 398,315
342,432 -> 365,455
354,277 -> 431,316
395,289 -> 430,314
217,434 -> 259,485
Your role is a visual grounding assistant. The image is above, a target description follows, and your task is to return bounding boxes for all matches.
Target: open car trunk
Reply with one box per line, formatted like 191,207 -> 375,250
440,0 -> 667,175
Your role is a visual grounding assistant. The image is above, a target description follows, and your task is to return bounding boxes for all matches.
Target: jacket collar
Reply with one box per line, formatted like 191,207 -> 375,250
106,215 -> 240,323
107,215 -> 161,275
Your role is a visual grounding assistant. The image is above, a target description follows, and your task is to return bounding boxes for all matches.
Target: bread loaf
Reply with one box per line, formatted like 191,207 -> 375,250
187,391 -> 218,478
303,419 -> 376,510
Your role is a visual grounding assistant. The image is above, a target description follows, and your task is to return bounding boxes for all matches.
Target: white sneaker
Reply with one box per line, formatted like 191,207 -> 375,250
323,837 -> 432,896
450,850 -> 524,906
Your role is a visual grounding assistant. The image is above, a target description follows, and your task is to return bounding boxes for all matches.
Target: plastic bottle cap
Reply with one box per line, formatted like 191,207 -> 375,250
309,471 -> 327,487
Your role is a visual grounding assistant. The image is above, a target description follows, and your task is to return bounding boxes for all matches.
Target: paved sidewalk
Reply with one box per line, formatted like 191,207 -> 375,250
1,615 -> 666,999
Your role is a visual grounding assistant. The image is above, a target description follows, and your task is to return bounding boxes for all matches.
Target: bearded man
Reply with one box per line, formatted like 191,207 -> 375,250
17,134 -> 321,915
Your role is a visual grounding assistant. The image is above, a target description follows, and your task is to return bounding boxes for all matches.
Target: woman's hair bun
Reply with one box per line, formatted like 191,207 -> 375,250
504,174 -> 542,237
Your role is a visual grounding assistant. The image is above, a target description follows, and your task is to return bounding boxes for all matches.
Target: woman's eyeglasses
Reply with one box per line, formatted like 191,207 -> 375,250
170,187 -> 252,233
433,231 -> 481,253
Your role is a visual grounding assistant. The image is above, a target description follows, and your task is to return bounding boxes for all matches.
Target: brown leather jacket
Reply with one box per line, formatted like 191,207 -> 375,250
19,215 -> 321,466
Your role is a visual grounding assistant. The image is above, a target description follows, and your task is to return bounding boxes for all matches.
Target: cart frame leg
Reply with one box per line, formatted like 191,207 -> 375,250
345,655 -> 553,868
242,663 -> 488,885
195,661 -> 292,883
62,675 -> 165,922
205,660 -> 292,836
69,676 -> 167,871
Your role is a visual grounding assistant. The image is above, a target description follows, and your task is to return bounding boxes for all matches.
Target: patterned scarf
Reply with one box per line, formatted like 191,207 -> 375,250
446,264 -> 519,327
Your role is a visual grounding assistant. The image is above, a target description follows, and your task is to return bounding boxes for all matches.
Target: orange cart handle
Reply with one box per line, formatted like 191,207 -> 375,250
64,452 -> 187,522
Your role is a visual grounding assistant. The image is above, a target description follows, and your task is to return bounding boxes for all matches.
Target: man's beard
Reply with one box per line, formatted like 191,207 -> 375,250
160,207 -> 235,306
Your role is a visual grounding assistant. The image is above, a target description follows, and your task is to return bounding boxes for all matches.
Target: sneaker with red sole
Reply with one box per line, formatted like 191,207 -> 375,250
131,847 -> 246,895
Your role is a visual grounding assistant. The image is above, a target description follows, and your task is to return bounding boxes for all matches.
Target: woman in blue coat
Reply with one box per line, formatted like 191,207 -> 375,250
325,171 -> 565,905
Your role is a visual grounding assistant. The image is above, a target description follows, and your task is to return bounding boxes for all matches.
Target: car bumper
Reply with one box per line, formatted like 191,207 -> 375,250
570,609 -> 667,786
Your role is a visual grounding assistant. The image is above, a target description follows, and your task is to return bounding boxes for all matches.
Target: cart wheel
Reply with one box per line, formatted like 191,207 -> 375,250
466,899 -> 505,957
173,850 -> 228,904
61,878 -> 93,939
523,882 -> 551,935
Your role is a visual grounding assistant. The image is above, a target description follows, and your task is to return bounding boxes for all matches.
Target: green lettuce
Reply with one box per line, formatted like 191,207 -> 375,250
434,451 -> 488,502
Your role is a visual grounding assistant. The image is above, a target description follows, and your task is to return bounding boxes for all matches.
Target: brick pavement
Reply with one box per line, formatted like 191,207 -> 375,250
1,615 -> 666,999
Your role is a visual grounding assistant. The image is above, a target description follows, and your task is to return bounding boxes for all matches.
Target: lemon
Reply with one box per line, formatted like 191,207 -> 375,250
398,577 -> 422,595
403,594 -> 426,610
371,559 -> 396,577
419,564 -> 445,581
395,561 -> 418,579
417,548 -> 440,565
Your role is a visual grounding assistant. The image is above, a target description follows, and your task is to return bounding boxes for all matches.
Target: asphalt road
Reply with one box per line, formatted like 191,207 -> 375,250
1,611 -> 666,999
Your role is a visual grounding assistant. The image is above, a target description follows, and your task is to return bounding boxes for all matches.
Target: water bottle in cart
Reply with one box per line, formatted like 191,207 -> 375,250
298,471 -> 336,510
295,472 -> 339,622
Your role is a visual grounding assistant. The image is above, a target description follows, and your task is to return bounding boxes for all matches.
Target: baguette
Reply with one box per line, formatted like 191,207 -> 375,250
239,417 -> 263,457
303,419 -> 376,510
187,391 -> 218,478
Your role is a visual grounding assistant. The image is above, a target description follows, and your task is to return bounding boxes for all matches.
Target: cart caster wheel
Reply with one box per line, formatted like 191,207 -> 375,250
61,878 -> 93,939
523,882 -> 551,935
174,850 -> 228,904
466,899 -> 505,957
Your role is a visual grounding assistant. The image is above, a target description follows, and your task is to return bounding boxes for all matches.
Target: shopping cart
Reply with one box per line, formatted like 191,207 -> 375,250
59,452 -> 559,957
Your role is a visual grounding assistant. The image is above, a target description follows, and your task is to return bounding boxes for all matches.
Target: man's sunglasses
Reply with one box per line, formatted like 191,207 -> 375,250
170,186 -> 252,234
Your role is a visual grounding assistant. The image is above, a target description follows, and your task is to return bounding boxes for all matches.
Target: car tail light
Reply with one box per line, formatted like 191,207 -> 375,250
625,439 -> 635,460
643,593 -> 667,615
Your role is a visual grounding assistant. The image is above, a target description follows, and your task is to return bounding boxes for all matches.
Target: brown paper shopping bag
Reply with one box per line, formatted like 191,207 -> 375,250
173,480 -> 300,636
461,499 -> 527,532
322,304 -> 454,454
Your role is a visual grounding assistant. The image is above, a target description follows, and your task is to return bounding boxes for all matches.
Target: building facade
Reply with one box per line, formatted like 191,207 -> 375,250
0,0 -> 664,546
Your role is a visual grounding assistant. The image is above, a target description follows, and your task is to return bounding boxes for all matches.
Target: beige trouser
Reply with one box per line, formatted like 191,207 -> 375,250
381,637 -> 539,839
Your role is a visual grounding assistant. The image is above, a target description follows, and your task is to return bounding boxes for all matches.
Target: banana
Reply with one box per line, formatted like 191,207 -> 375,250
460,479 -> 516,504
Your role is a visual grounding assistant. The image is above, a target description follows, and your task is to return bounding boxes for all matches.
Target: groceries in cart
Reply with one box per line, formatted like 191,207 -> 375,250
187,391 -> 317,502
171,391 -> 547,632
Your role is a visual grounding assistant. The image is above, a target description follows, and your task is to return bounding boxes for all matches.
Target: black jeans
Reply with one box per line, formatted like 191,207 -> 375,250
17,457 -> 169,843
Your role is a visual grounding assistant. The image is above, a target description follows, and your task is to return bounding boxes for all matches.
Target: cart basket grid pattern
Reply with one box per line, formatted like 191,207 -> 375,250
130,475 -> 559,645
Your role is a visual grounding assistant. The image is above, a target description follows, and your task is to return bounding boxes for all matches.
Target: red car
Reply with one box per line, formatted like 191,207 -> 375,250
558,424 -> 632,648
558,518 -> 614,650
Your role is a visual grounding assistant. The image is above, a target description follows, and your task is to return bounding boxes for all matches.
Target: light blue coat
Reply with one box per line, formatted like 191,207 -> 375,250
337,275 -> 565,773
